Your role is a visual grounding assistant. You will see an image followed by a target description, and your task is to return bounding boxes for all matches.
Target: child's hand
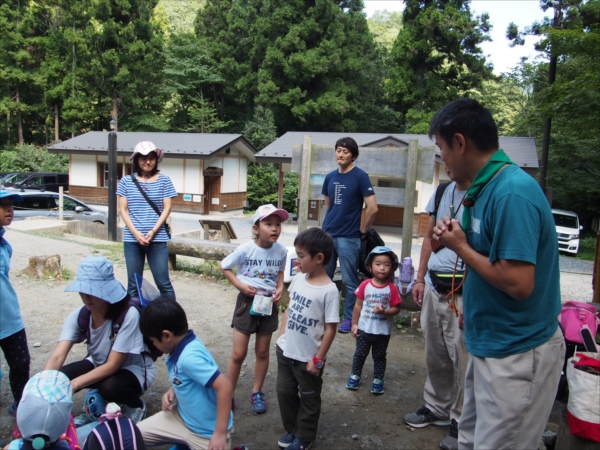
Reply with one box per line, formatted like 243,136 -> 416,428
238,283 -> 257,297
351,324 -> 359,338
306,359 -> 321,376
162,387 -> 176,412
208,430 -> 228,450
272,285 -> 284,302
373,304 -> 386,315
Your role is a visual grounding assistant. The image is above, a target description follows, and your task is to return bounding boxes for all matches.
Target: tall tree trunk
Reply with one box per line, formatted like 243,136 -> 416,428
16,86 -> 23,145
55,103 -> 59,142
112,89 -> 119,131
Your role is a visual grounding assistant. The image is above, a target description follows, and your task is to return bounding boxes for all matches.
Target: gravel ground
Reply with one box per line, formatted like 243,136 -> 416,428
0,225 -> 595,448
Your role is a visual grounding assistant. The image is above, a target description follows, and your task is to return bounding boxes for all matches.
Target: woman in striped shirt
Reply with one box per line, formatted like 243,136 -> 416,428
117,141 -> 177,299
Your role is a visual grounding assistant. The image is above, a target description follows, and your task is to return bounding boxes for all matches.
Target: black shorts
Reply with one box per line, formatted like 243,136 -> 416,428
231,292 -> 279,334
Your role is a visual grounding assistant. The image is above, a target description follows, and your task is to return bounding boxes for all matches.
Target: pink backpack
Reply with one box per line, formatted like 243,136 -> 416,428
560,301 -> 600,347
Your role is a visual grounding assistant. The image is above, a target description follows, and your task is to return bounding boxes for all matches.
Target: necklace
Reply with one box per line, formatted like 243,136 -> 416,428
449,184 -> 468,219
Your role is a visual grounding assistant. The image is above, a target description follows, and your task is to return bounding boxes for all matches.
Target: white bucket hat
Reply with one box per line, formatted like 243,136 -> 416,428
130,141 -> 164,163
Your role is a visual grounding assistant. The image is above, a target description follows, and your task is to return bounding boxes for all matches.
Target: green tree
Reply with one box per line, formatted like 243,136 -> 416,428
0,144 -> 68,173
243,105 -> 299,213
162,33 -> 229,132
197,0 -> 386,133
367,9 -> 403,49
388,0 -> 493,132
506,0 -> 600,227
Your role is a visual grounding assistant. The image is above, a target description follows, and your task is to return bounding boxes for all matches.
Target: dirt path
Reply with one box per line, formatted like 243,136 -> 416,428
0,228 -> 570,448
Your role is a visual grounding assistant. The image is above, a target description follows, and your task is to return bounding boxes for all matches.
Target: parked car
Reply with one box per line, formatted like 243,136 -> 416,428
551,208 -> 583,255
9,189 -> 107,224
0,172 -> 21,185
3,172 -> 68,192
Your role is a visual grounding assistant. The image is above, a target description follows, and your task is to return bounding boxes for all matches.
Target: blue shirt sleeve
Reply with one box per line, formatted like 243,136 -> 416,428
487,193 -> 541,265
179,348 -> 220,387
321,173 -> 331,197
162,175 -> 177,199
116,176 -> 128,197
359,170 -> 375,198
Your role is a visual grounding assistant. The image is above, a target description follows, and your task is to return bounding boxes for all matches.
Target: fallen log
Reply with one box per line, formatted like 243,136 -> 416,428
167,236 -> 238,269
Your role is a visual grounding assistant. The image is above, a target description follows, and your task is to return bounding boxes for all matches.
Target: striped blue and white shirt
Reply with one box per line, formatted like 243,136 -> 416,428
117,174 -> 177,242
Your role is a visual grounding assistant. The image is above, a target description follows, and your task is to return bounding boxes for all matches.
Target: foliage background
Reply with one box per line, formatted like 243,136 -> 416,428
0,0 -> 598,227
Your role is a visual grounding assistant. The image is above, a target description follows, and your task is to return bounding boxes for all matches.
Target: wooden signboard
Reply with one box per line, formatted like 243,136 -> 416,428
293,137 -> 436,260
204,167 -> 223,176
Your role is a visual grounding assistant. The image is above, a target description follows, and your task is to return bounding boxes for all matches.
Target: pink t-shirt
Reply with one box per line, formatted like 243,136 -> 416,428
354,280 -> 402,335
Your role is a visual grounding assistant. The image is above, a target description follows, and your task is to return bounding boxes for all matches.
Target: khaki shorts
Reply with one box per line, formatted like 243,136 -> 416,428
231,292 -> 279,334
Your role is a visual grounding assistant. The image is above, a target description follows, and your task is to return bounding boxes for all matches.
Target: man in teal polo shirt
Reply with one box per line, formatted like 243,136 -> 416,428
430,98 -> 565,450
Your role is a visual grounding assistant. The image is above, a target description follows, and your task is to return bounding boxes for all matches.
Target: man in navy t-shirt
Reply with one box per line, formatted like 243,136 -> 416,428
321,137 -> 378,333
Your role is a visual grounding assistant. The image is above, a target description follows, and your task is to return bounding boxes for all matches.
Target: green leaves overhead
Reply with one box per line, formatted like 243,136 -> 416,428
388,0 -> 493,132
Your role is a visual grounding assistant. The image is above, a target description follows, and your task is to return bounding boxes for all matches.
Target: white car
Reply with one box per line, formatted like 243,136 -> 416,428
551,209 -> 582,255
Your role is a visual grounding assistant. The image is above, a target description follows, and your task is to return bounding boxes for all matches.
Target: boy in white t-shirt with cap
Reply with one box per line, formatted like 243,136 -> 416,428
220,204 -> 289,414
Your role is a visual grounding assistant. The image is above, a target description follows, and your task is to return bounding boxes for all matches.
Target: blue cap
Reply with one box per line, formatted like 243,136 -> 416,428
0,189 -> 22,202
65,257 -> 127,304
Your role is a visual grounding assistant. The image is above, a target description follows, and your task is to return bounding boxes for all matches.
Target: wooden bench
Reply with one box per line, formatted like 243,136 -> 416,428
167,236 -> 237,269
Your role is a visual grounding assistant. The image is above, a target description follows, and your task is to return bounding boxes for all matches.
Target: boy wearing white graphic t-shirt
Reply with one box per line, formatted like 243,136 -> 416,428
346,246 -> 401,395
276,228 -> 339,450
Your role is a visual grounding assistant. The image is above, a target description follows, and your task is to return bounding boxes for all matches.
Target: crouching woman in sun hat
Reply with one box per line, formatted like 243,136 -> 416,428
43,256 -> 156,424
117,141 -> 177,299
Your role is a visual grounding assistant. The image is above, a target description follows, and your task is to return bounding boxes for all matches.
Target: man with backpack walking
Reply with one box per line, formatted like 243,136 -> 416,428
431,98 -> 565,449
322,137 -> 378,333
403,165 -> 469,450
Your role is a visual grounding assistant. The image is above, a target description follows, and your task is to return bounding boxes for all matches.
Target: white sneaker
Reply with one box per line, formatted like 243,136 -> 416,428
123,400 -> 147,424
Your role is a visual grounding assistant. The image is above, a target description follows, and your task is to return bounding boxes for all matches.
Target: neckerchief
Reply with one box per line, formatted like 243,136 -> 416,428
462,149 -> 515,231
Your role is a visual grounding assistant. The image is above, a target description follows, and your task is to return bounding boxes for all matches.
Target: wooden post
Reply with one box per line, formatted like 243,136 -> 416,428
58,186 -> 64,220
203,224 -> 210,240
593,229 -> 600,304
221,224 -> 230,243
297,135 -> 312,233
277,163 -> 284,210
401,140 -> 419,261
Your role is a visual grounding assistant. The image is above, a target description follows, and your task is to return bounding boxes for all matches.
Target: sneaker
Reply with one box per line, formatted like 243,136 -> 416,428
440,419 -> 459,450
371,378 -> 384,395
346,374 -> 361,390
338,318 -> 352,333
287,438 -> 312,450
250,392 -> 267,414
73,413 -> 94,427
404,406 -> 451,428
123,400 -> 147,424
6,402 -> 18,417
278,432 -> 295,448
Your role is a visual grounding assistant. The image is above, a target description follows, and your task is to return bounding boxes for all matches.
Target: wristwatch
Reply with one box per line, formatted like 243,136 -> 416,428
313,356 -> 326,369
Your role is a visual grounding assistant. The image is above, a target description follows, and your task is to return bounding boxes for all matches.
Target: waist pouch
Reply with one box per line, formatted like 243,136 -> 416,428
429,270 -> 464,294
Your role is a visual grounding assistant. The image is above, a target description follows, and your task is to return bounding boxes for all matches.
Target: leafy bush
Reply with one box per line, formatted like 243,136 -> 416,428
0,145 -> 69,174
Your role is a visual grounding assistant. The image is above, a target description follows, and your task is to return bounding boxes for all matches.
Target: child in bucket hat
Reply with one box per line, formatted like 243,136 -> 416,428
42,257 -> 156,426
0,189 -> 31,418
7,370 -> 73,449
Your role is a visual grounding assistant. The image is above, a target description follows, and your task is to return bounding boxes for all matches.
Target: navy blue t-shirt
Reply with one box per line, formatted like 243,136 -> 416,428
321,167 -> 374,238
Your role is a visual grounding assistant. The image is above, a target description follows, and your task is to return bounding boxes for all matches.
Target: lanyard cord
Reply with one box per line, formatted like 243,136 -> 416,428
450,184 -> 468,219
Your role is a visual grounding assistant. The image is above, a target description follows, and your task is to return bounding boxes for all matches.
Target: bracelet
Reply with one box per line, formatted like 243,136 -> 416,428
415,281 -> 425,285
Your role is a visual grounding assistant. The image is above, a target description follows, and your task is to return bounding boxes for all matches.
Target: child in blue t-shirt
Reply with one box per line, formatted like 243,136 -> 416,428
137,297 -> 234,450
0,190 -> 30,418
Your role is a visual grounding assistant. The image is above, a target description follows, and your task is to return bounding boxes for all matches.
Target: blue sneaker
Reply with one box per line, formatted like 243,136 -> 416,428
346,374 -> 361,390
371,378 -> 384,395
288,438 -> 312,450
250,391 -> 267,414
278,432 -> 295,448
338,318 -> 352,333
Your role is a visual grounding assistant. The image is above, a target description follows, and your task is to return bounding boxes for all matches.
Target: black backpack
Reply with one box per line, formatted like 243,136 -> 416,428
358,228 -> 386,276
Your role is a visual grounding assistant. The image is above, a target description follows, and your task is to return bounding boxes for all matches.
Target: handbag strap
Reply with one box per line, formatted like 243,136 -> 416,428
131,175 -> 165,236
